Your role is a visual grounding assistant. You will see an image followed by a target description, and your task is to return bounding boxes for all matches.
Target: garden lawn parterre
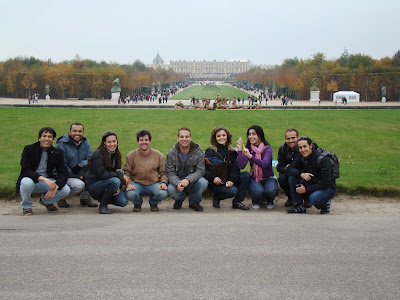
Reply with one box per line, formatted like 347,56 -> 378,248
1,107 -> 399,198
169,85 -> 257,101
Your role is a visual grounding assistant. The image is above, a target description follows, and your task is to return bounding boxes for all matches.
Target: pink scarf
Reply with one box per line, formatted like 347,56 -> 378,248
251,142 -> 265,182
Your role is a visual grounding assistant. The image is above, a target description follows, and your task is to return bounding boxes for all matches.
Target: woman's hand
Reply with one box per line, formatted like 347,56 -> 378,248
213,177 -> 223,185
236,137 -> 243,151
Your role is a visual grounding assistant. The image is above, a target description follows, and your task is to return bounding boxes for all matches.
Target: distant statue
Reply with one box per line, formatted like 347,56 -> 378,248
45,84 -> 50,96
111,78 -> 122,93
310,77 -> 319,91
381,86 -> 386,97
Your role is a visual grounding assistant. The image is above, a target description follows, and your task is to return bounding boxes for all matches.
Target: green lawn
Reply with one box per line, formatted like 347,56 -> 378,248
1,107 -> 399,198
170,85 -> 255,100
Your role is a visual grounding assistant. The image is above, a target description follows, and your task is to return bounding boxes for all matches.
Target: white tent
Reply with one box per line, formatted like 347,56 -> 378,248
333,91 -> 360,102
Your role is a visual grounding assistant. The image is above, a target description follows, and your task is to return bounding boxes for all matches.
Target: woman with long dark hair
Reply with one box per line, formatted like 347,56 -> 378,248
237,125 -> 278,209
86,131 -> 128,214
204,126 -> 249,210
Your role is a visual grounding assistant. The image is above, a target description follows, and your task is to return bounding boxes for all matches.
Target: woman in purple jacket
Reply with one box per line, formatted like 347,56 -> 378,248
237,125 -> 279,209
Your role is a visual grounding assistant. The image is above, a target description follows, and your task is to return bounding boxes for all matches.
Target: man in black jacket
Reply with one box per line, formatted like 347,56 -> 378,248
276,128 -> 302,207
17,127 -> 71,215
286,136 -> 336,214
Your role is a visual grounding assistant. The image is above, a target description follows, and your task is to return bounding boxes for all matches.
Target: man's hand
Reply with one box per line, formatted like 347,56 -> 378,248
159,183 -> 168,190
177,179 -> 189,192
300,173 -> 314,181
45,184 -> 59,199
225,181 -> 234,187
126,183 -> 136,191
113,188 -> 120,196
296,184 -> 306,194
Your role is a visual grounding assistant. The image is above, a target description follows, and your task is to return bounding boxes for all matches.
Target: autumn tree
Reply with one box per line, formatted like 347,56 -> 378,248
21,73 -> 37,98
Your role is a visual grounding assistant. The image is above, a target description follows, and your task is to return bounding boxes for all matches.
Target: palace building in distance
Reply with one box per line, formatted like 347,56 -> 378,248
148,54 -> 273,80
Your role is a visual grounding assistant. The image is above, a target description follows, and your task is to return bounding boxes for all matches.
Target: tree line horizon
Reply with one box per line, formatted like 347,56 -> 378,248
1,50 -> 399,101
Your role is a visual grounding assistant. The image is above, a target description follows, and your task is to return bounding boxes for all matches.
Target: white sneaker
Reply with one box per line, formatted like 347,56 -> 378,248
266,202 -> 274,209
252,203 -> 260,209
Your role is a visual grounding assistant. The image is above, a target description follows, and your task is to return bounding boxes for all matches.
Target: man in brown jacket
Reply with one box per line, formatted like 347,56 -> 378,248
124,130 -> 168,212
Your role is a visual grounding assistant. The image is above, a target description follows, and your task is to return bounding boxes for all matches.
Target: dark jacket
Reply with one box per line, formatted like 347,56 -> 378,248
276,143 -> 301,174
287,149 -> 336,194
166,141 -> 205,187
204,145 -> 240,185
56,133 -> 93,177
16,142 -> 68,194
85,151 -> 119,187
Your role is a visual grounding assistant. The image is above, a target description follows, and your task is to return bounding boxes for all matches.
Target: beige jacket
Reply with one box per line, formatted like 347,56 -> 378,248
123,148 -> 168,185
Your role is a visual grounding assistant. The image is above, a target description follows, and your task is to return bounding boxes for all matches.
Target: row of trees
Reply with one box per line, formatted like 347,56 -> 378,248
0,55 -> 185,99
238,50 -> 400,101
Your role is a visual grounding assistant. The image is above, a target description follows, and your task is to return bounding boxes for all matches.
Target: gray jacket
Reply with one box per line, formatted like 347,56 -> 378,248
166,141 -> 205,187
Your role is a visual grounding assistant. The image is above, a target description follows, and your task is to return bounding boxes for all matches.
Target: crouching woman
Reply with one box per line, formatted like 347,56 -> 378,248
86,131 -> 128,214
286,136 -> 336,214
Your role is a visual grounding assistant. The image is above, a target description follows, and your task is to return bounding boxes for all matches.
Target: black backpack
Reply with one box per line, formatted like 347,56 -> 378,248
313,143 -> 340,179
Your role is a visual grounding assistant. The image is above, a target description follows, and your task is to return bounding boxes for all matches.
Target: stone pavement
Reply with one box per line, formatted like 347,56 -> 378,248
1,195 -> 399,300
1,97 -> 399,109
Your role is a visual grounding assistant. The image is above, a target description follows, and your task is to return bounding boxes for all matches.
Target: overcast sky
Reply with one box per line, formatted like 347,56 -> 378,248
1,0 -> 399,66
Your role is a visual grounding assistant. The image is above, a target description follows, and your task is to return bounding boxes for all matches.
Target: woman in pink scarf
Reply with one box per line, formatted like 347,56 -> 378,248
237,125 -> 278,209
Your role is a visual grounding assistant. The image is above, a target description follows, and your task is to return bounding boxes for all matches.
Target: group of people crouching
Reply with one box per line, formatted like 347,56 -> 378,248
17,124 -> 336,215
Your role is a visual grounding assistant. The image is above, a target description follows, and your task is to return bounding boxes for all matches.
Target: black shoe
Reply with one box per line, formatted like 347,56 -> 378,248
320,200 -> 331,214
39,199 -> 59,212
173,201 -> 183,210
80,198 -> 98,207
57,199 -> 70,208
287,203 -> 306,214
284,200 -> 294,207
98,206 -> 112,214
304,200 -> 312,208
189,203 -> 203,212
232,202 -> 249,210
133,205 -> 142,212
23,208 -> 34,215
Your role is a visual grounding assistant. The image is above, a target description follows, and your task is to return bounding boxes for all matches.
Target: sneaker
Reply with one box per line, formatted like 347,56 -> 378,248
252,203 -> 260,209
287,203 -> 306,214
284,200 -> 293,207
304,200 -> 312,208
320,200 -> 331,214
133,205 -> 142,212
150,205 -> 159,212
23,208 -> 33,215
173,201 -> 183,210
232,202 -> 249,210
266,202 -> 274,209
57,199 -> 70,208
189,203 -> 203,212
80,198 -> 98,207
39,198 -> 58,212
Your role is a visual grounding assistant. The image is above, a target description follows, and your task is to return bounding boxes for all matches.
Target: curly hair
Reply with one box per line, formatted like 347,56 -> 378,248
210,126 -> 232,146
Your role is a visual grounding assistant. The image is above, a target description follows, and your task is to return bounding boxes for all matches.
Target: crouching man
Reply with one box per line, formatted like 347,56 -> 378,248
166,127 -> 208,212
124,130 -> 168,212
17,127 -> 71,215
286,136 -> 336,214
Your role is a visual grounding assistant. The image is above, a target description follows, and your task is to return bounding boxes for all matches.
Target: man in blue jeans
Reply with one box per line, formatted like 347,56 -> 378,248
124,130 -> 168,212
17,127 -> 71,215
286,136 -> 336,214
166,127 -> 208,212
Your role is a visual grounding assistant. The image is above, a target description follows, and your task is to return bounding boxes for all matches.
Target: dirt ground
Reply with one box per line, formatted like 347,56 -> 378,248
2,193 -> 399,216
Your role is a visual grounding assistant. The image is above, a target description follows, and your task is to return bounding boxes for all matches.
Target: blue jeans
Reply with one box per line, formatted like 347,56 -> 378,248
88,177 -> 128,207
19,177 -> 71,209
126,181 -> 168,206
232,172 -> 251,203
209,184 -> 238,201
167,177 -> 208,204
248,176 -> 279,204
288,175 -> 336,208
278,172 -> 291,199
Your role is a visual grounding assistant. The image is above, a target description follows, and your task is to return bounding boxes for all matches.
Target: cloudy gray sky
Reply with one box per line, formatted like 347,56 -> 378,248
1,0 -> 399,65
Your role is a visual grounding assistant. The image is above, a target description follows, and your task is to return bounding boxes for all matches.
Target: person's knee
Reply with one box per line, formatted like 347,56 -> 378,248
197,177 -> 208,190
20,177 -> 35,192
108,177 -> 121,191
126,190 -> 140,202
